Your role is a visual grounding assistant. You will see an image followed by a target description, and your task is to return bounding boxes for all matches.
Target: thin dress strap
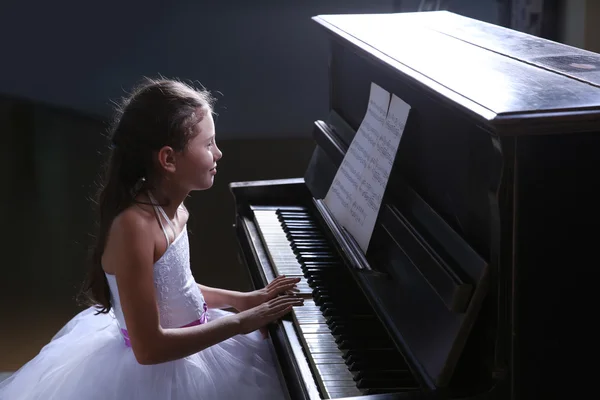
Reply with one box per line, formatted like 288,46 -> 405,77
147,191 -> 177,247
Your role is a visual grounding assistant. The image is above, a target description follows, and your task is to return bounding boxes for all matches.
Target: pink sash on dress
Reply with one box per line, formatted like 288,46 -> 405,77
121,303 -> 208,347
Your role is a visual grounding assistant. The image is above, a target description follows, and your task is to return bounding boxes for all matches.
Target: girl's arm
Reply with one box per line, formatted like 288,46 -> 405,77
197,284 -> 247,311
110,210 -> 300,365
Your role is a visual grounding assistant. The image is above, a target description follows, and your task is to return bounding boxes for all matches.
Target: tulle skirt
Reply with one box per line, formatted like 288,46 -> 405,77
0,307 -> 288,400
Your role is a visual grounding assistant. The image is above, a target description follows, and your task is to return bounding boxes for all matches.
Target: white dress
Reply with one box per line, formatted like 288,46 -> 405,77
0,201 -> 288,400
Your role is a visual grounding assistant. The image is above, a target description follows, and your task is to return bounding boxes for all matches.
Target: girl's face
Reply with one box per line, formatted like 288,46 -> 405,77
175,109 -> 223,191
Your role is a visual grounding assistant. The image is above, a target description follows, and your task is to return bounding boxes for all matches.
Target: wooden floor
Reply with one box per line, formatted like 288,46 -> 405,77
0,97 -> 315,371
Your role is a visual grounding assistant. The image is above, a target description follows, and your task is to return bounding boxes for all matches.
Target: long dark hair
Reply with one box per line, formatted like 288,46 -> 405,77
78,77 -> 215,314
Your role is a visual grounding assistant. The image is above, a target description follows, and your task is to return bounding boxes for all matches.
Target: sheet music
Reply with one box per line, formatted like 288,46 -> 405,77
324,83 -> 411,254
323,82 -> 390,229
344,94 -> 411,252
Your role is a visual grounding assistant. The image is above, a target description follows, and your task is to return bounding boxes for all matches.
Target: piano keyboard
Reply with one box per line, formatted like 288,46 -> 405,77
252,206 -> 419,399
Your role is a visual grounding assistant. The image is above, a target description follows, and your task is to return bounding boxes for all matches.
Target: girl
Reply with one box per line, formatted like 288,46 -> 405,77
0,78 -> 303,399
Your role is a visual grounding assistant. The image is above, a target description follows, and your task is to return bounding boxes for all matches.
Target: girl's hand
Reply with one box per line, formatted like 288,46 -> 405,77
238,275 -> 301,312
236,294 -> 304,336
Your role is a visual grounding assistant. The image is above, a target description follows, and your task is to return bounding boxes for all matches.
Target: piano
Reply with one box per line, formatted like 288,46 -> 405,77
229,11 -> 600,400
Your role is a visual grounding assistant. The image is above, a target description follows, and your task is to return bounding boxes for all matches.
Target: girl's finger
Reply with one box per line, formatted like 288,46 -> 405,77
266,275 -> 286,286
273,276 -> 300,286
274,301 -> 302,319
270,296 -> 303,313
265,276 -> 285,289
279,279 -> 301,290
270,281 -> 298,294
267,278 -> 300,294
268,295 -> 300,309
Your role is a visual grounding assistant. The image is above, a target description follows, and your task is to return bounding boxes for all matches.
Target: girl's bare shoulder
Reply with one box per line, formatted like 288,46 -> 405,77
103,204 -> 158,275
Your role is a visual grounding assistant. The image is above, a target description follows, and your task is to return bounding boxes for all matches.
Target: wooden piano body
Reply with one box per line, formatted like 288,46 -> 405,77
229,11 -> 600,400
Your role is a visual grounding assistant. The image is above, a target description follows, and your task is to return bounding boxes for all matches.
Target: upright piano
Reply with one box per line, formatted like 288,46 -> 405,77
229,11 -> 600,400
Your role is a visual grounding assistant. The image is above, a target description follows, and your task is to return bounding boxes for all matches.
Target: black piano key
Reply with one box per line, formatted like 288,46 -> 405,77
348,357 -> 406,372
292,246 -> 332,254
353,369 -> 413,381
330,322 -> 388,336
277,212 -> 312,220
291,238 -> 329,244
292,242 -> 330,248
301,266 -> 340,275
303,267 -> 345,274
286,228 -> 321,235
285,227 -> 317,234
286,230 -> 325,237
333,327 -> 388,340
297,254 -> 338,262
356,377 -> 418,389
323,293 -> 368,304
301,260 -> 342,266
342,347 -> 398,361
281,220 -> 318,226
320,305 -> 373,318
291,238 -> 329,245
298,262 -> 344,279
344,350 -> 407,365
337,337 -> 394,351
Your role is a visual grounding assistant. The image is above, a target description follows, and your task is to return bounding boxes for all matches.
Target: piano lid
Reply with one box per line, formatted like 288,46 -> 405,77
401,11 -> 600,88
312,11 -> 600,133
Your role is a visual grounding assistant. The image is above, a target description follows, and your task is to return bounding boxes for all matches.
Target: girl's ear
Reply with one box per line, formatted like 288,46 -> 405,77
157,146 -> 177,173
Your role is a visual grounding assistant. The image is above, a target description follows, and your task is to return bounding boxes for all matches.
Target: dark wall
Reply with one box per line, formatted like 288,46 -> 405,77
0,1 -> 498,140
0,0 -> 397,139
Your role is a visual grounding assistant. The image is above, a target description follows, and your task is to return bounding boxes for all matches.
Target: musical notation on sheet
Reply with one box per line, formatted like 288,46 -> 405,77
324,83 -> 389,214
324,82 -> 411,253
